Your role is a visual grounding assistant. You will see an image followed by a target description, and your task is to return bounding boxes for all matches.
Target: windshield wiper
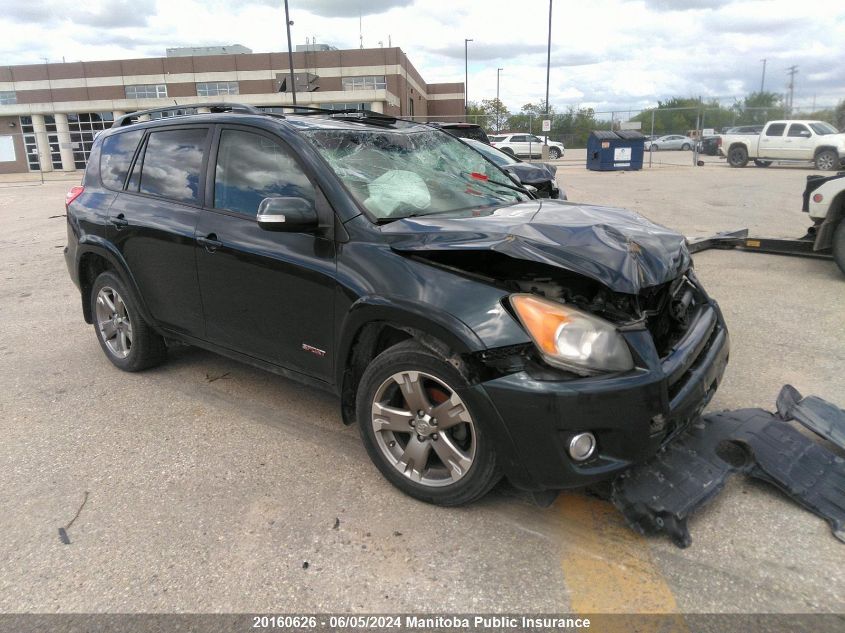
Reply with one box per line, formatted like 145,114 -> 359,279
461,172 -> 533,197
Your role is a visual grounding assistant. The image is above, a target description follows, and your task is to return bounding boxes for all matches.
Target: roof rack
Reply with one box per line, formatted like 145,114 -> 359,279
111,102 -> 263,128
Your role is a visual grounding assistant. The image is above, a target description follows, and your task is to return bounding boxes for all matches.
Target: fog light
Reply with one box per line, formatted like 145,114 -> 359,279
568,432 -> 597,461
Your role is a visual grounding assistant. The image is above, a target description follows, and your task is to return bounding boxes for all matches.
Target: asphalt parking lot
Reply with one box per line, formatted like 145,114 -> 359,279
1,154 -> 843,616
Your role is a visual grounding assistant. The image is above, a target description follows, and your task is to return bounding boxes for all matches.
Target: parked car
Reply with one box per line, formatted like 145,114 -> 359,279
645,135 -> 694,151
64,104 -> 728,506
489,133 -> 565,159
428,121 -> 490,144
721,120 -> 845,170
462,137 -> 565,199
697,136 -> 721,156
803,171 -> 845,274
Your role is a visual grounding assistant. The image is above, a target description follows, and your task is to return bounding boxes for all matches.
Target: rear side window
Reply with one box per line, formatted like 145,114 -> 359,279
139,128 -> 208,204
99,130 -> 143,190
213,129 -> 315,216
766,124 -> 786,136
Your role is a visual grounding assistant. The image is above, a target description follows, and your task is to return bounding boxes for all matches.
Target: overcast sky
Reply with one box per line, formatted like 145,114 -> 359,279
2,0 -> 844,113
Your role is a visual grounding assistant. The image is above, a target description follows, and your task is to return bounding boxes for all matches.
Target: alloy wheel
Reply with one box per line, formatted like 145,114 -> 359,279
371,370 -> 476,487
95,286 -> 133,358
817,153 -> 835,170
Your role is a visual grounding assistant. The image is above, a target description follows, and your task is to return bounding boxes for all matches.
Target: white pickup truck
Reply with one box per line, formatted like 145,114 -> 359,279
721,120 -> 845,171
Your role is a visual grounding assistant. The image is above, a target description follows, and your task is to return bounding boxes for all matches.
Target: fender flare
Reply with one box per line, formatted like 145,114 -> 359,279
76,236 -> 157,326
334,295 -> 485,389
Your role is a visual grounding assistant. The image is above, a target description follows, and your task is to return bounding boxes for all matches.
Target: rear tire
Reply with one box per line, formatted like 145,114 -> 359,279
728,145 -> 748,168
356,340 -> 500,506
815,149 -> 838,171
681,143 -> 691,151
833,221 -> 845,276
650,144 -> 659,152
90,271 -> 166,372
754,160 -> 772,167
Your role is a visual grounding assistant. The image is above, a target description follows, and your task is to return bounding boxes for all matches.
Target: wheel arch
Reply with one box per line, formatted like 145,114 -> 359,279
336,299 -> 485,425
76,238 -> 154,326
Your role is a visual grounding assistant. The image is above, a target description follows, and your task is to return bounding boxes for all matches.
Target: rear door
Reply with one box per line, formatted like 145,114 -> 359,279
108,125 -> 209,336
194,125 -> 336,381
759,123 -> 788,158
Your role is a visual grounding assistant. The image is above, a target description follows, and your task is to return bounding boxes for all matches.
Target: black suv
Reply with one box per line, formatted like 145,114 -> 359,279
65,104 -> 729,505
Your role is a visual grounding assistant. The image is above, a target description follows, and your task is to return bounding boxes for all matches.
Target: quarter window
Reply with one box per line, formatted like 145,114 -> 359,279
341,75 -> 387,91
196,82 -> 239,96
100,130 -> 143,190
213,129 -> 315,217
765,124 -> 786,136
125,84 -> 168,99
138,128 -> 208,204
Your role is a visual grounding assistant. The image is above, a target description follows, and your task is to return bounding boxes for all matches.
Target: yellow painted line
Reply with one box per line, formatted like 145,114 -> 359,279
556,492 -> 689,630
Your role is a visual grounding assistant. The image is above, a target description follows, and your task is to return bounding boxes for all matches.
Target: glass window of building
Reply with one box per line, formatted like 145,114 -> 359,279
0,91 -> 16,105
196,82 -> 239,96
341,76 -> 387,91
125,84 -> 168,99
67,112 -> 114,169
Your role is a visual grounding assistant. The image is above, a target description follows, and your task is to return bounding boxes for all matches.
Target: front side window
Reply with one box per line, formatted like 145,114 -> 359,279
787,124 -> 810,137
304,125 -> 527,221
138,128 -> 208,204
341,75 -> 387,91
100,130 -> 143,190
766,123 -> 786,136
125,84 -> 168,99
0,91 -> 16,105
197,82 -> 239,97
214,129 -> 314,216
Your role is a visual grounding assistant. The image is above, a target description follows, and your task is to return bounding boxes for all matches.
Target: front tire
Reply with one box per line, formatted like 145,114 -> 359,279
356,341 -> 500,505
816,149 -> 838,171
90,271 -> 166,372
728,145 -> 748,167
833,221 -> 845,276
549,147 -> 562,159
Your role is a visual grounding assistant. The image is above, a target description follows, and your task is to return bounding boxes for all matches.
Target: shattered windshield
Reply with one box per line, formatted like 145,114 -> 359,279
303,125 -> 528,220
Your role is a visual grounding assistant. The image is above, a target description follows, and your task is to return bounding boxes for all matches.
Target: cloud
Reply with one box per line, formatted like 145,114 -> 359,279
4,0 -> 154,27
641,0 -> 732,11
256,0 -> 413,18
426,42 -> 548,61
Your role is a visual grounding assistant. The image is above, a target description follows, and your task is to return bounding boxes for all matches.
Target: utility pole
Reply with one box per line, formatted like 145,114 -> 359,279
496,67 -> 503,132
759,58 -> 767,93
284,0 -> 297,106
786,65 -> 798,116
543,0 -> 552,158
464,38 -> 473,119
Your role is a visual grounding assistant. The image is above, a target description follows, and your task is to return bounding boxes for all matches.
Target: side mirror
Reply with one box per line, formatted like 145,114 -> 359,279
257,197 -> 318,232
800,130 -> 812,138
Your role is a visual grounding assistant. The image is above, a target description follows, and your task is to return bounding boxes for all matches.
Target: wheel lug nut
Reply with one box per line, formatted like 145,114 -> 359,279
432,433 -> 439,441
417,410 -> 424,416
409,420 -> 415,427
431,419 -> 437,426
389,440 -> 396,447
417,435 -> 424,442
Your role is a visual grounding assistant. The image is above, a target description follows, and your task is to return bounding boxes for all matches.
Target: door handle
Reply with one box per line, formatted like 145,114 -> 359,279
197,233 -> 222,252
110,213 -> 128,229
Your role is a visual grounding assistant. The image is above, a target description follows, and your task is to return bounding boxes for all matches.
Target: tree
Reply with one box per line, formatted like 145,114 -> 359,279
835,100 -> 845,131
732,92 -> 784,125
465,99 -> 508,131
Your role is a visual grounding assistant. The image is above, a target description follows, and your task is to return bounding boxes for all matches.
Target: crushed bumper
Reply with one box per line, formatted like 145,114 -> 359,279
479,302 -> 729,491
612,385 -> 845,548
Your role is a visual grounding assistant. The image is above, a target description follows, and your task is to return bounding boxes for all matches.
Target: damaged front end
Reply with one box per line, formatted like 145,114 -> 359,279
380,202 -> 730,492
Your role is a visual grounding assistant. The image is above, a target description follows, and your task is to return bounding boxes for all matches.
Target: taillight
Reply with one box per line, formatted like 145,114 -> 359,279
65,185 -> 84,208
813,193 -> 824,203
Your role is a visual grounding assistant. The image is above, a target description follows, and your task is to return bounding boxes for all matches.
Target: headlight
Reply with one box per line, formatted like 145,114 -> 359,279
510,294 -> 634,375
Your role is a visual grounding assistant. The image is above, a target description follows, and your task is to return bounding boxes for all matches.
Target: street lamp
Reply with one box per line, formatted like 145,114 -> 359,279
496,67 -> 503,132
542,0 -> 552,157
284,0 -> 297,106
464,38 -> 473,119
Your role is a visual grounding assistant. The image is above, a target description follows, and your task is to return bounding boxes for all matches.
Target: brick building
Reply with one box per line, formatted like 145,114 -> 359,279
0,46 -> 465,174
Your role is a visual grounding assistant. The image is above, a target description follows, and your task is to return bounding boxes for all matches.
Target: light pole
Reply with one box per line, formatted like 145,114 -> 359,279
284,0 -> 297,106
496,67 -> 503,132
464,38 -> 473,120
543,0 -> 552,158
759,58 -> 767,93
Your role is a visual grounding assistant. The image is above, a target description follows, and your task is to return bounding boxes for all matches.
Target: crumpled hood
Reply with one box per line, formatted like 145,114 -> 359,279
500,162 -> 557,185
381,200 -> 691,294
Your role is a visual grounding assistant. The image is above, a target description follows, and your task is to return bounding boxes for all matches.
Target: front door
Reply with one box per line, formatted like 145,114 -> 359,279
195,126 -> 336,382
760,123 -> 788,158
785,123 -> 815,160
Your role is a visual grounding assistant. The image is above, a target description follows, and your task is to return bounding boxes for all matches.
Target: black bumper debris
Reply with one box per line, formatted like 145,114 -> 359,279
611,387 -> 845,548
